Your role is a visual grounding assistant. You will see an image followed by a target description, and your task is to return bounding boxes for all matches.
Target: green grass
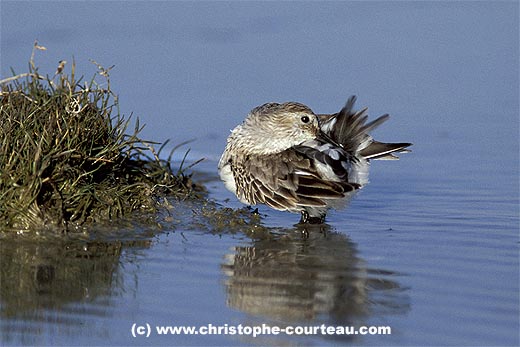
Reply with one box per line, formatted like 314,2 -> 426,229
0,44 -> 202,232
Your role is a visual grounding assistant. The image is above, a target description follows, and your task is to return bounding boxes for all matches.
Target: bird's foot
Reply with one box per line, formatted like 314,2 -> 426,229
299,210 -> 326,224
247,206 -> 260,215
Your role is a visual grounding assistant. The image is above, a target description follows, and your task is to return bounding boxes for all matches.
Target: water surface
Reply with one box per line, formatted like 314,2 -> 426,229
1,2 -> 518,346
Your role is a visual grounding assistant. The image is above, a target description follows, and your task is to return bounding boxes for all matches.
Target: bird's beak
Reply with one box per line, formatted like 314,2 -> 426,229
316,130 -> 342,148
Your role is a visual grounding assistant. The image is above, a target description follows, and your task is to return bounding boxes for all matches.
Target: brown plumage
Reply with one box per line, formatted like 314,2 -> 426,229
218,96 -> 412,223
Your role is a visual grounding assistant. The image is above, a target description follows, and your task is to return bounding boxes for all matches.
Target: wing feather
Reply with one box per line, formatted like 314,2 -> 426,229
236,146 -> 359,211
318,95 -> 412,157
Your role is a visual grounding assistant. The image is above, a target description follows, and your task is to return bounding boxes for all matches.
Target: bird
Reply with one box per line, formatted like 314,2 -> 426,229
218,96 -> 411,224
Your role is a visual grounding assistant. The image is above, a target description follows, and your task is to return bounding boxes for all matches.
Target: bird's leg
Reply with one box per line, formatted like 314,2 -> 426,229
300,210 -> 326,224
247,206 -> 259,215
300,210 -> 310,224
308,216 -> 325,224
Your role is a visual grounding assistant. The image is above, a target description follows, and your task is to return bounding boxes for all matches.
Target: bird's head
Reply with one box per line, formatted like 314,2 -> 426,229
228,102 -> 320,155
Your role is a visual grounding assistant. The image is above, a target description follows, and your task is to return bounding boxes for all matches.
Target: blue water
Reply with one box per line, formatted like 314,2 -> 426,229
1,2 -> 518,346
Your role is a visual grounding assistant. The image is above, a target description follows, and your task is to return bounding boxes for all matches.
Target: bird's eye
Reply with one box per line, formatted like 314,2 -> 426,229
301,115 -> 310,123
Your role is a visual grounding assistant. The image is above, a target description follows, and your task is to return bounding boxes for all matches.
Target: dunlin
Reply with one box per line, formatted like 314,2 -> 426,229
218,96 -> 411,223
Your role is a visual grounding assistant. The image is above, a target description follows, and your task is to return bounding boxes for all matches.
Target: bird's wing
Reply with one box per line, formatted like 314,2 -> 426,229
359,141 -> 412,160
244,146 -> 359,211
318,95 -> 387,152
318,95 -> 412,158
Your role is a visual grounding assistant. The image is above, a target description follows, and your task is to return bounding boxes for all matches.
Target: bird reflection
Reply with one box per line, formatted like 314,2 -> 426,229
222,223 -> 409,325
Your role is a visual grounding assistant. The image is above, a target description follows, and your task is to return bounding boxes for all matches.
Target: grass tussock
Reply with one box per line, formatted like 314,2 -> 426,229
0,43 -> 202,232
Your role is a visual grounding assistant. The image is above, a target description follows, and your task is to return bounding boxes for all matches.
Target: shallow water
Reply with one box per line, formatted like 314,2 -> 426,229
1,2 -> 519,346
